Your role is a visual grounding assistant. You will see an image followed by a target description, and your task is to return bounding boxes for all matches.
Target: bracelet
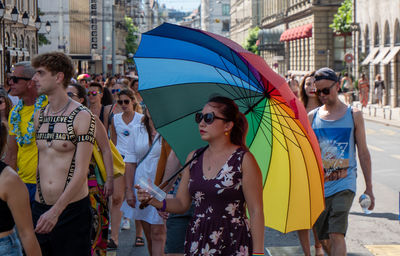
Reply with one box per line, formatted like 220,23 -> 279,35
159,199 -> 166,212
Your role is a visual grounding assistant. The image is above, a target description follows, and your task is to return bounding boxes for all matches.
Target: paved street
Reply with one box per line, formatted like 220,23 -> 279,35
109,120 -> 400,256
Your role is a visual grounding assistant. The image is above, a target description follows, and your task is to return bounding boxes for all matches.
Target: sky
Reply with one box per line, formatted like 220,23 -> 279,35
158,0 -> 201,12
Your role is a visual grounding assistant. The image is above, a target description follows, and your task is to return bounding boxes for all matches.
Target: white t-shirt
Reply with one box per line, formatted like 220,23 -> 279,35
113,112 -> 143,157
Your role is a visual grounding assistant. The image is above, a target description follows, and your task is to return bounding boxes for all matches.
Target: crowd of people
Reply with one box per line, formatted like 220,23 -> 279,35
0,51 -> 376,256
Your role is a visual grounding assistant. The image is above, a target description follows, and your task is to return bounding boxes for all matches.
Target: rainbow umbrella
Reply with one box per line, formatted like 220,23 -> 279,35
134,23 -> 324,233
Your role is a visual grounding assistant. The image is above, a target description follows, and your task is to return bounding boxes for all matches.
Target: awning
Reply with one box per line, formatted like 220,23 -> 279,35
7,50 -> 17,56
24,51 -> 30,57
371,47 -> 391,65
361,47 -> 379,65
280,24 -> 313,42
382,46 -> 400,65
17,50 -> 24,57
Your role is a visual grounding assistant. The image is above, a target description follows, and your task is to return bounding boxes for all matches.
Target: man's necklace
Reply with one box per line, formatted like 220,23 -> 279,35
46,98 -> 72,147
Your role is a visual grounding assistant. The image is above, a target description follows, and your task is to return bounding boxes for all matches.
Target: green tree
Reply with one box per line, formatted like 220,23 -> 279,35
243,26 -> 260,55
38,8 -> 51,46
125,16 -> 138,63
330,0 -> 353,34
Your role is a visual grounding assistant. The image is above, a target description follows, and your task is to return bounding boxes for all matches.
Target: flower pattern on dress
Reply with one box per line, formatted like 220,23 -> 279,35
185,147 -> 252,256
201,243 -> 217,256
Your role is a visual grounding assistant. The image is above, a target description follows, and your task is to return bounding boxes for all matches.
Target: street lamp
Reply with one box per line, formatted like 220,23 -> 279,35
45,21 -> 51,33
11,6 -> 18,23
35,16 -> 41,30
22,11 -> 29,27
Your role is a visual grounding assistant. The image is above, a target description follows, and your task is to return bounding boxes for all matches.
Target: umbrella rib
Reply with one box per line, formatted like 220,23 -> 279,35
269,101 -> 293,233
135,56 -> 260,93
273,101 -> 315,228
252,110 -> 288,151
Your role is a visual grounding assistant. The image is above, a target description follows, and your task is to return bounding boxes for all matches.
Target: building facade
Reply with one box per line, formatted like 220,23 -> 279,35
201,0 -> 230,38
258,0 -> 345,77
39,0 -> 127,76
1,0 -> 39,85
230,0 -> 263,47
356,0 -> 400,107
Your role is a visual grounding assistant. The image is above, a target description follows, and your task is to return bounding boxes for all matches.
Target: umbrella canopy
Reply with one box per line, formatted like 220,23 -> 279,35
134,23 -> 324,233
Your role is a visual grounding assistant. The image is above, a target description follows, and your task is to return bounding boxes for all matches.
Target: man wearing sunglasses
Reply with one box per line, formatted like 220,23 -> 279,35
309,67 -> 374,256
5,61 -> 48,205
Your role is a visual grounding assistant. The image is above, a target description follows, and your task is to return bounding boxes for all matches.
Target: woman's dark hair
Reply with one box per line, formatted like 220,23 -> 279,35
69,83 -> 87,107
207,96 -> 248,148
0,121 -> 8,156
142,108 -> 153,146
88,82 -> 103,93
298,71 -> 321,107
0,89 -> 12,120
102,87 -> 113,105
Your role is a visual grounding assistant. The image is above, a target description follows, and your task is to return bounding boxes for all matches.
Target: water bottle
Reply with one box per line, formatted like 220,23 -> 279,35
137,177 -> 166,201
359,194 -> 372,214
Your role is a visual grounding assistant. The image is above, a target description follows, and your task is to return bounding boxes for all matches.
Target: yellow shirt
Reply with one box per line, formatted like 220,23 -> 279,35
8,99 -> 48,184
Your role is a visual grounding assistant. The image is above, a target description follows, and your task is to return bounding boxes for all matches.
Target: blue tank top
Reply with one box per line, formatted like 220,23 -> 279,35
311,106 -> 357,197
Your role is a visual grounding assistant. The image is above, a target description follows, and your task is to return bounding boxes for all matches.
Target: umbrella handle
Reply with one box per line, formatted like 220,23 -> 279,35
138,146 -> 208,210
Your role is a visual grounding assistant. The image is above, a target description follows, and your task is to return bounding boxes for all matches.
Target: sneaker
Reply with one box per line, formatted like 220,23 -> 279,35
121,218 -> 130,230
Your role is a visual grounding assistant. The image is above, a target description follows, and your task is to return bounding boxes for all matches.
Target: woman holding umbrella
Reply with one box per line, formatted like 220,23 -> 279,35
136,96 -> 265,255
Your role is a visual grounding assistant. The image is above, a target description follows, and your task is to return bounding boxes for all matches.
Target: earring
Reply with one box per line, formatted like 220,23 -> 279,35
224,131 -> 229,136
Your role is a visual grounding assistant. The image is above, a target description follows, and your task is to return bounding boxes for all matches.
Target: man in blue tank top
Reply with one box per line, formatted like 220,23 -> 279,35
309,68 -> 374,256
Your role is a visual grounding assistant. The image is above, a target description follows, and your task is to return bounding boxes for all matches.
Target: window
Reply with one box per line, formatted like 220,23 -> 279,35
374,23 -> 380,46
222,4 -> 230,16
395,20 -> 400,45
384,21 -> 390,46
365,25 -> 370,53
222,20 -> 230,32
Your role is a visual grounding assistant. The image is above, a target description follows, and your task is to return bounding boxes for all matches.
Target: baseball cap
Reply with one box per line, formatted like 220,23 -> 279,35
315,67 -> 338,82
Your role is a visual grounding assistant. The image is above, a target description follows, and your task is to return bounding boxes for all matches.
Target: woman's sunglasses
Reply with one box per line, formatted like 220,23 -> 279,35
316,81 -> 337,96
87,91 -> 101,96
117,99 -> 131,105
112,89 -> 121,94
195,112 -> 229,125
67,92 -> 78,98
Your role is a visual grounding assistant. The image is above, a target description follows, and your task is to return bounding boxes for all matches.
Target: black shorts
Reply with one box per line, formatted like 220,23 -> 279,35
32,196 -> 92,256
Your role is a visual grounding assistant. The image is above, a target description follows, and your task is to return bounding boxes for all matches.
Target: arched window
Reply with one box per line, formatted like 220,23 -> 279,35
25,37 -> 30,50
395,19 -> 400,45
31,39 -> 36,54
12,34 -> 17,48
5,33 -> 10,47
19,35 -> 24,49
365,25 -> 370,53
384,21 -> 390,46
374,23 -> 380,47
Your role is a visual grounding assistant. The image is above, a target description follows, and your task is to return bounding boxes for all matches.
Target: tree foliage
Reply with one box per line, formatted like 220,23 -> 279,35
125,16 -> 138,62
330,0 -> 353,34
244,26 -> 260,55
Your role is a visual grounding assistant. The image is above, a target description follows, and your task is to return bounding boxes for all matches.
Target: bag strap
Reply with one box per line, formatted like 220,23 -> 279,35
137,134 -> 161,168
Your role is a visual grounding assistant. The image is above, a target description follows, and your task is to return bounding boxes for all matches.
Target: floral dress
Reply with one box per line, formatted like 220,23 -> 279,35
185,147 -> 252,256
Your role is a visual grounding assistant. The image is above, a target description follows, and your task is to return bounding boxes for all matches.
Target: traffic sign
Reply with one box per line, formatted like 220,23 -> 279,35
344,53 -> 354,63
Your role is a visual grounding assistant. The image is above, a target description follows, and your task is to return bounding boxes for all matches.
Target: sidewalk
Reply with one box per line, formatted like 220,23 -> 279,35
351,101 -> 400,128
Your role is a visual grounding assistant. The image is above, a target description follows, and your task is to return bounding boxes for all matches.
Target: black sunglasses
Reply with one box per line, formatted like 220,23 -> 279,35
67,92 -> 78,98
316,81 -> 337,96
9,76 -> 30,83
195,112 -> 230,125
117,99 -> 131,105
112,89 -> 121,94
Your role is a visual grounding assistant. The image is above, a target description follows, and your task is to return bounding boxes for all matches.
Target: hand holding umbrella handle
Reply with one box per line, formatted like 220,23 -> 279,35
139,181 -> 169,209
138,146 -> 208,210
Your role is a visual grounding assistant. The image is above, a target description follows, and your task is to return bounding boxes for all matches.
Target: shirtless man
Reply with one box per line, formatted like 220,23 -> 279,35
31,52 -> 96,255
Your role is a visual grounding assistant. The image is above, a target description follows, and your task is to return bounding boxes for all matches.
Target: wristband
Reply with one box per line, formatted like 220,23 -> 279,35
159,199 -> 167,212
252,253 -> 264,256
